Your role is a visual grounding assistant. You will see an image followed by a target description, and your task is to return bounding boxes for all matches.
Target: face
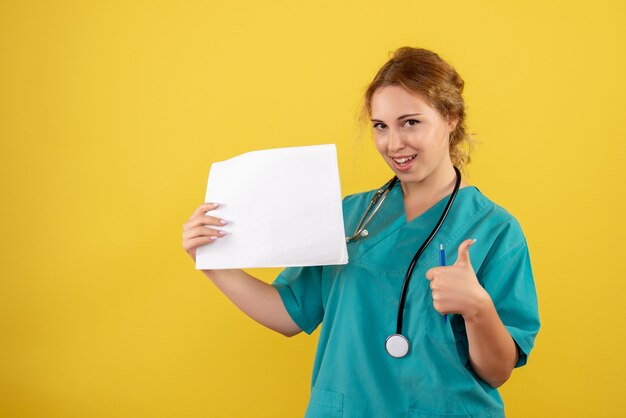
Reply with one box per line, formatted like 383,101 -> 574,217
370,85 -> 457,186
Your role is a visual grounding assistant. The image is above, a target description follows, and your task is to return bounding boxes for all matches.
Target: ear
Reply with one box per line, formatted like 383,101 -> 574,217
447,115 -> 459,132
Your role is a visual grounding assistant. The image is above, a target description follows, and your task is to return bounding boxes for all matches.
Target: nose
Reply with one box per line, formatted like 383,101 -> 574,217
387,129 -> 405,153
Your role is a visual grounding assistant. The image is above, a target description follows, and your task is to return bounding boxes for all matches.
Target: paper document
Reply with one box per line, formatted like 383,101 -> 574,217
195,144 -> 348,269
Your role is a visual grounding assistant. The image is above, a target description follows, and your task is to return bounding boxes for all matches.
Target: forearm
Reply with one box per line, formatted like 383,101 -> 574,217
203,269 -> 302,337
464,291 -> 518,388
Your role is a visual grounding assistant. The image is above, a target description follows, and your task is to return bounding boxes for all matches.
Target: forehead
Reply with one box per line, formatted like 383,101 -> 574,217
370,85 -> 436,118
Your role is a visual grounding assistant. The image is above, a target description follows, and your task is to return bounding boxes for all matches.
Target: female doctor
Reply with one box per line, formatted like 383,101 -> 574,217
182,47 -> 540,417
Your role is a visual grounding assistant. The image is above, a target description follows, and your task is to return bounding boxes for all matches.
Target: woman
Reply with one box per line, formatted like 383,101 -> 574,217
182,47 -> 540,417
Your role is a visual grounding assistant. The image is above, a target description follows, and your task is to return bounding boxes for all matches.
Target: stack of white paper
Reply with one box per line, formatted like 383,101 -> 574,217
195,144 -> 348,269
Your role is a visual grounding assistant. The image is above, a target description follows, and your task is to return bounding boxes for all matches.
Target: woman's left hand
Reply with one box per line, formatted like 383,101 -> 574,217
425,239 -> 490,319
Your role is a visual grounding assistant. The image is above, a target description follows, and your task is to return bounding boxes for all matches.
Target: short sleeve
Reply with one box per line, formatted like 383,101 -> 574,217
478,238 -> 540,367
272,265 -> 324,334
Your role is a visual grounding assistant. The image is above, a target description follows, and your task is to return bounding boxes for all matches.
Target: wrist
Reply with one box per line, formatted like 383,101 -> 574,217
462,287 -> 493,323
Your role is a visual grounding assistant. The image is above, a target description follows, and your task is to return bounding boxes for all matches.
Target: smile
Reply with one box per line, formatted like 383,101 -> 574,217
392,154 -> 417,164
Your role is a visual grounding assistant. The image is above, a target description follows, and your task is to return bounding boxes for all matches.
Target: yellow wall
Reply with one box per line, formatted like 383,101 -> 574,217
1,1 -> 625,417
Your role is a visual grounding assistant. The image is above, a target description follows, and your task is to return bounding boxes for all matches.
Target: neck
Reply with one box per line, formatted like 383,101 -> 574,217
399,163 -> 466,222
400,163 -> 460,200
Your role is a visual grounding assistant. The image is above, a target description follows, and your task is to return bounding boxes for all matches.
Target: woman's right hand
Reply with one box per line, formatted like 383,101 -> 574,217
182,203 -> 229,261
182,202 -> 301,337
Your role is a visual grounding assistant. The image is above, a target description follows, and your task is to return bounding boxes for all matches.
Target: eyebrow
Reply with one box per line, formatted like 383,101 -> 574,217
370,113 -> 423,122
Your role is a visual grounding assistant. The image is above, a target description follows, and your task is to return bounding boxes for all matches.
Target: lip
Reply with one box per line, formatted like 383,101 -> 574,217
390,154 -> 417,172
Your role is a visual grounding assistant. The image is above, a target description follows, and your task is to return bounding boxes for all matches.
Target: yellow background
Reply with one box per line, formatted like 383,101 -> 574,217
1,1 -> 625,417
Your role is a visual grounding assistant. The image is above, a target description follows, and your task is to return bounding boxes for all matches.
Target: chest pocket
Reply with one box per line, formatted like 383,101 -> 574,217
424,310 -> 470,368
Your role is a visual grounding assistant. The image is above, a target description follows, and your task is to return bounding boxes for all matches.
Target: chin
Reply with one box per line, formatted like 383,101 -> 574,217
399,174 -> 427,185
389,166 -> 425,184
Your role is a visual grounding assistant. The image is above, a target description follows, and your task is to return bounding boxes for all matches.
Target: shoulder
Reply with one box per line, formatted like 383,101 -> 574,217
342,187 -> 378,207
342,177 -> 399,210
470,187 -> 524,234
341,186 -> 381,219
466,187 -> 529,265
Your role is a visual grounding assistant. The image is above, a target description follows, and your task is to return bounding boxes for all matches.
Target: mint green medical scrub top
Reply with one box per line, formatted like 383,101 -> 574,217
272,182 -> 540,418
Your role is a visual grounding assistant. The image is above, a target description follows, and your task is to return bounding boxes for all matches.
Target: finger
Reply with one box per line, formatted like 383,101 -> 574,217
185,215 -> 229,229
433,300 -> 445,314
433,302 -> 452,315
183,225 -> 227,240
183,236 -> 218,252
425,266 -> 444,281
453,238 -> 477,267
190,202 -> 220,220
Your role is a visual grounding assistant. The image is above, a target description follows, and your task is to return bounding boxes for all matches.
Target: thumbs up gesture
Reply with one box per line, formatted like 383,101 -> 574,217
425,239 -> 490,319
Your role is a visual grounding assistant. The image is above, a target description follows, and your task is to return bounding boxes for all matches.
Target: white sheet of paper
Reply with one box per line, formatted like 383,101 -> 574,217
195,144 -> 348,269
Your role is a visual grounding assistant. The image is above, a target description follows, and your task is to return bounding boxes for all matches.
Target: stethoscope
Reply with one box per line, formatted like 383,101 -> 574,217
346,167 -> 461,358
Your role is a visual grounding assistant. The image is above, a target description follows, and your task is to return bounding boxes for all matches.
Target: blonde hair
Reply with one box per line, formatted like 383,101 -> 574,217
361,47 -> 475,171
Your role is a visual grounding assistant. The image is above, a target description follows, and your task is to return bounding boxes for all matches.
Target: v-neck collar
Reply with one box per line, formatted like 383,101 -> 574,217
389,180 -> 479,227
348,181 -> 481,269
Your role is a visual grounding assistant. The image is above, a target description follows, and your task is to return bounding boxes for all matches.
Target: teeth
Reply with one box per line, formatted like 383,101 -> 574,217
393,155 -> 416,164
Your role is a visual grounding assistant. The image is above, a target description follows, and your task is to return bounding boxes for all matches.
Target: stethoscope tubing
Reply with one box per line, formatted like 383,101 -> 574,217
346,167 -> 462,357
346,177 -> 399,243
395,166 -> 461,334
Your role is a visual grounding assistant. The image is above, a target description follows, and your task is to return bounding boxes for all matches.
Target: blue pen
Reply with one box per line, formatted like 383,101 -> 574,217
439,244 -> 447,323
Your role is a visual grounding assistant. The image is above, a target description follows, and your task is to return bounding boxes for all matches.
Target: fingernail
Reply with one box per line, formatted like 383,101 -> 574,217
218,230 -> 227,236
219,219 -> 229,225
210,236 -> 218,240
471,238 -> 477,244
207,202 -> 219,207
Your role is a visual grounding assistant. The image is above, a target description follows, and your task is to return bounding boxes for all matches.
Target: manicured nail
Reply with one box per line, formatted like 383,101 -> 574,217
210,236 -> 218,240
219,219 -> 229,225
207,202 -> 219,207
218,230 -> 227,236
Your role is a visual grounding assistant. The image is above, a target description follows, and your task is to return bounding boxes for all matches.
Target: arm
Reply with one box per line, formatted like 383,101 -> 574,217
426,239 -> 518,387
462,290 -> 518,387
202,269 -> 302,337
183,203 -> 302,337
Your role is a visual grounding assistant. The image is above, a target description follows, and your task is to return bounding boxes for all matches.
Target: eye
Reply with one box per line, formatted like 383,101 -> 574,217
372,122 -> 387,130
404,119 -> 420,127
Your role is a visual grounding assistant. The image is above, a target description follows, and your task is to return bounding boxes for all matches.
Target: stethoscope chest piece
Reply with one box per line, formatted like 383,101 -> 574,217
385,334 -> 409,358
